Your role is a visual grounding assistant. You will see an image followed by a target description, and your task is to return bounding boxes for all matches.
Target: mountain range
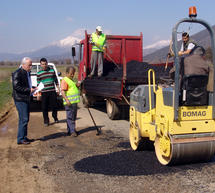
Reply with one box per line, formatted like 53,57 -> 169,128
0,35 -> 81,61
0,25 -> 214,62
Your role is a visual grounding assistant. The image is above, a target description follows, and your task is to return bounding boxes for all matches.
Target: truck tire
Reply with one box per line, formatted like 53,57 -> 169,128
106,99 -> 120,120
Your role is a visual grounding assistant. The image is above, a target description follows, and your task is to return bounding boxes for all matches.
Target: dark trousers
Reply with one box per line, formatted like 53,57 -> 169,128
14,101 -> 30,143
90,51 -> 104,76
65,103 -> 77,134
41,91 -> 58,124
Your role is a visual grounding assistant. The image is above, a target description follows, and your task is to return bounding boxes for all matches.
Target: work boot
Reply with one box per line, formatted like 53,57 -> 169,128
44,123 -> 49,127
71,131 -> 78,137
88,74 -> 93,78
17,140 -> 30,145
54,118 -> 59,123
98,73 -> 102,77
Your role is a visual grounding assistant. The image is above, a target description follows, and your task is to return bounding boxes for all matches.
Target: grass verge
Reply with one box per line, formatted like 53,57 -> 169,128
0,78 -> 12,111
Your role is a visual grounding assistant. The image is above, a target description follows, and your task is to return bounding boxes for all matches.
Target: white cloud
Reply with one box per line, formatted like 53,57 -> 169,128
71,28 -> 86,38
144,39 -> 170,49
67,17 -> 74,22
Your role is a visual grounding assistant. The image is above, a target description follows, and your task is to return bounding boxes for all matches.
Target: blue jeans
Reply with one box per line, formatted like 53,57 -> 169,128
65,103 -> 77,134
14,101 -> 30,143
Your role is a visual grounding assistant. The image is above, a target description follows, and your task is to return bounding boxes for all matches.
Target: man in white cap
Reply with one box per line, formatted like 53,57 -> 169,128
89,26 -> 107,77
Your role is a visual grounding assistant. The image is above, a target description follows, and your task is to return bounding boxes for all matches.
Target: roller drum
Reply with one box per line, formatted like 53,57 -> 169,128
170,140 -> 215,165
155,133 -> 215,165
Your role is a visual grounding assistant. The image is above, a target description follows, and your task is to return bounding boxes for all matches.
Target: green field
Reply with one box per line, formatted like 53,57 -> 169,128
0,78 -> 12,111
0,66 -> 15,111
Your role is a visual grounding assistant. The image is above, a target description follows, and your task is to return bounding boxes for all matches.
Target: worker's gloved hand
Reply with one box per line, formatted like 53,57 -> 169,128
95,43 -> 100,47
77,80 -> 83,87
167,52 -> 174,58
103,47 -> 107,52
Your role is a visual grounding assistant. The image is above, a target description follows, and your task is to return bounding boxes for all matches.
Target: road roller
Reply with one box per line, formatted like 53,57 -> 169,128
129,7 -> 215,165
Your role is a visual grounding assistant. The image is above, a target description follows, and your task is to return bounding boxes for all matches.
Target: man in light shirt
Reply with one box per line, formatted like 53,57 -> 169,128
178,32 -> 197,56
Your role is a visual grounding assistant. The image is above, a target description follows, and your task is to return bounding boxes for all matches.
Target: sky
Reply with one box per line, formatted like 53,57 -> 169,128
0,0 -> 215,53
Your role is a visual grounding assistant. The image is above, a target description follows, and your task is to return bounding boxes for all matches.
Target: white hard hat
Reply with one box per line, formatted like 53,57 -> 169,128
96,26 -> 102,32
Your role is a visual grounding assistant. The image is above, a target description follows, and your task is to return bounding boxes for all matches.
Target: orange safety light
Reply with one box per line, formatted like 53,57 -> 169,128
189,6 -> 197,18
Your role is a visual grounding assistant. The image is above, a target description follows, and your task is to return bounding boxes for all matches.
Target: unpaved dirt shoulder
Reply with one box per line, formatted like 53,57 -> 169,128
0,108 -> 63,193
0,100 -> 14,124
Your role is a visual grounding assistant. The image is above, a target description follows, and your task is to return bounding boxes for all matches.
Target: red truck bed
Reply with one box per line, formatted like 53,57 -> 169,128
78,31 -> 143,81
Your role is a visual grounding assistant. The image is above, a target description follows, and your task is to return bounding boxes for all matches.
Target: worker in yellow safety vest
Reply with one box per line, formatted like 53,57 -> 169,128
61,66 -> 80,137
88,26 -> 107,78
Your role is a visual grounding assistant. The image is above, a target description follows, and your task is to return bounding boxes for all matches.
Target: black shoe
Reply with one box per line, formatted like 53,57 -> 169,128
17,140 -> 30,145
25,138 -> 35,142
54,119 -> 59,123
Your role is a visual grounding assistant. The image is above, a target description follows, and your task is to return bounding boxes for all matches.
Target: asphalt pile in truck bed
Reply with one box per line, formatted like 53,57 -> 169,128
101,60 -> 172,83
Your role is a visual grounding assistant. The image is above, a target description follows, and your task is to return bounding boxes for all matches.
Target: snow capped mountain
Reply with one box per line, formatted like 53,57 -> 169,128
0,33 -> 83,61
144,40 -> 170,50
143,39 -> 170,56
52,35 -> 81,47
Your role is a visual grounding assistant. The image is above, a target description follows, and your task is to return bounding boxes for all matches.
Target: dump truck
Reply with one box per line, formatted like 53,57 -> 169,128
73,31 -> 171,119
129,6 -> 215,165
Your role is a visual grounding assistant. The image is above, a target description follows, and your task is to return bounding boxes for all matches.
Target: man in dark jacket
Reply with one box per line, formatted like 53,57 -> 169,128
12,57 -> 36,145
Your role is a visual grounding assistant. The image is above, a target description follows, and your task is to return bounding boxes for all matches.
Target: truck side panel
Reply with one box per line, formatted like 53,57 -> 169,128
83,79 -> 122,98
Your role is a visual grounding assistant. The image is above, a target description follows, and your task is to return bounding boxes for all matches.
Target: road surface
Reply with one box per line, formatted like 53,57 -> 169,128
0,102 -> 215,193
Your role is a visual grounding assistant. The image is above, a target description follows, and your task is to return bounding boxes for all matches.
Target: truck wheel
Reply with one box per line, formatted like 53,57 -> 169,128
106,99 -> 120,120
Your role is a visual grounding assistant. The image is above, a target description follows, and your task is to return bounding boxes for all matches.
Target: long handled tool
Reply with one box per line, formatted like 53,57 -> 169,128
97,44 -> 120,69
87,107 -> 101,135
165,54 -> 170,71
165,40 -> 173,71
105,51 -> 120,69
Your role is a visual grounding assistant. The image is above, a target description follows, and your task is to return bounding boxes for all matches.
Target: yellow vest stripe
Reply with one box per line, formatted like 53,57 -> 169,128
63,77 -> 80,105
